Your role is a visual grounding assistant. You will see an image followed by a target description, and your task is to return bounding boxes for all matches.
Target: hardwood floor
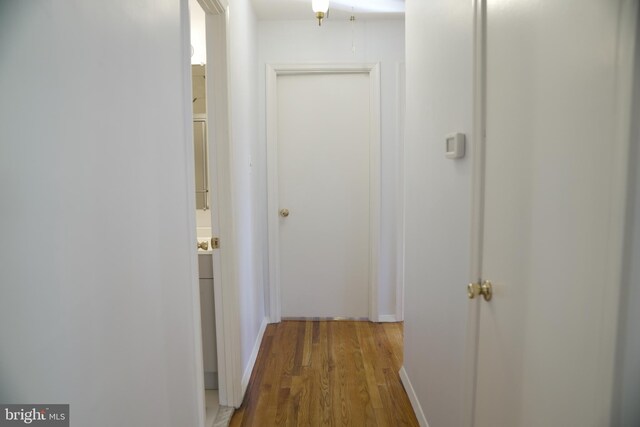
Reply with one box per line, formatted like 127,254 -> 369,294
230,320 -> 419,426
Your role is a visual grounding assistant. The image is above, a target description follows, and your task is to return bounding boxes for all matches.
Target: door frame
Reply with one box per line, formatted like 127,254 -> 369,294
395,62 -> 406,322
266,63 -> 382,322
181,0 -> 207,424
192,0 -> 244,409
465,0 -> 486,426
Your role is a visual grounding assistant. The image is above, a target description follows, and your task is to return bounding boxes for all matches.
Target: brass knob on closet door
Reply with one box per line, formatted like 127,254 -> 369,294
468,280 -> 493,301
468,282 -> 481,299
279,208 -> 290,218
480,280 -> 493,301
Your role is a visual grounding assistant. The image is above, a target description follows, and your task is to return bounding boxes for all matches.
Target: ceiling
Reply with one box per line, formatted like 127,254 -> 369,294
251,0 -> 404,21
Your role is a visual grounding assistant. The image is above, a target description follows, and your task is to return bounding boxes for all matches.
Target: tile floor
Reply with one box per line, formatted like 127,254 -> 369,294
205,390 -> 220,427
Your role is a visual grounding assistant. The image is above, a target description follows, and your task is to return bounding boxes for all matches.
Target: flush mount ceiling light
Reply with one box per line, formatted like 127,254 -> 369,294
312,0 -> 329,26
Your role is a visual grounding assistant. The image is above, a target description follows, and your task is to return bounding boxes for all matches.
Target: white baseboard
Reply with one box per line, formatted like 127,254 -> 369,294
399,366 -> 430,427
240,316 -> 269,398
377,314 -> 399,322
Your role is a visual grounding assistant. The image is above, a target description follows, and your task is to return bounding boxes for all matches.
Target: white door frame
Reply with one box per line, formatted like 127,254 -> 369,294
181,1 -> 206,424
395,62 -> 406,322
266,63 -> 382,323
463,0 -> 486,426
193,0 -> 243,409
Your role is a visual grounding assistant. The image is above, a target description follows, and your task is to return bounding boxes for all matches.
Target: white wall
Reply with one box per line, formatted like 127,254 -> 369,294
257,19 -> 405,318
226,0 -> 267,382
0,1 -> 204,426
190,0 -> 207,64
403,0 -> 474,425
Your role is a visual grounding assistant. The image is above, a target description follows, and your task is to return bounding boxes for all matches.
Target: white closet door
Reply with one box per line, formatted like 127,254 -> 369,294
277,73 -> 371,318
474,1 -> 635,426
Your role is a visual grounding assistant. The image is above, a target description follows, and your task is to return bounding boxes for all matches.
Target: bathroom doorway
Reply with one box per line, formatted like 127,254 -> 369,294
190,1 -> 220,423
189,0 -> 241,423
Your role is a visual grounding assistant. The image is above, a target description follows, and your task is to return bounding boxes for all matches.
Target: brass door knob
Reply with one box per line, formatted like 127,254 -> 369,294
197,240 -> 209,250
279,208 -> 290,218
467,282 -> 480,299
468,280 -> 493,301
211,237 -> 220,249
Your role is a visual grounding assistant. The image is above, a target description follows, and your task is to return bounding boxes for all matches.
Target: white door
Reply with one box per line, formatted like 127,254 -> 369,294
276,72 -> 371,318
473,1 -> 635,426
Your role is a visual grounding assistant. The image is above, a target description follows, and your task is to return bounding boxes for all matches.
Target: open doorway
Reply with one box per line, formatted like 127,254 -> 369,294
189,0 -> 220,423
188,0 -> 241,424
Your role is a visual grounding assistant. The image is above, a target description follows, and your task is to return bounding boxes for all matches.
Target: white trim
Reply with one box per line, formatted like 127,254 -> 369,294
266,64 -> 280,323
395,61 -> 406,322
469,2 -> 486,292
597,0 -> 639,420
377,314 -> 399,323
182,0 -> 206,425
265,63 -> 382,323
369,63 -> 382,323
196,0 -> 225,15
282,316 -> 369,321
399,366 -> 430,427
204,7 -> 243,409
270,64 -> 380,75
463,1 -> 486,427
241,317 -> 269,397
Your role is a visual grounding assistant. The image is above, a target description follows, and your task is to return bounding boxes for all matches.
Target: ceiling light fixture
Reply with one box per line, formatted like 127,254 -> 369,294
312,0 -> 329,26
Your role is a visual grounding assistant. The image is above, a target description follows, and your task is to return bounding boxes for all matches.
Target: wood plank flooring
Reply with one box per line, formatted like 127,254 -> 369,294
230,321 -> 419,426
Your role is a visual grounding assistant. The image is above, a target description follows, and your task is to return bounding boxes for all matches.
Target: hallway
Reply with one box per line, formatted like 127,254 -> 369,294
230,321 -> 418,426
1,1 -> 638,426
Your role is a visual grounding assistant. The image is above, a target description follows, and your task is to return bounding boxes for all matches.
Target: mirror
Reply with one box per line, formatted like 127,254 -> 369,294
193,116 -> 208,210
192,65 -> 209,210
